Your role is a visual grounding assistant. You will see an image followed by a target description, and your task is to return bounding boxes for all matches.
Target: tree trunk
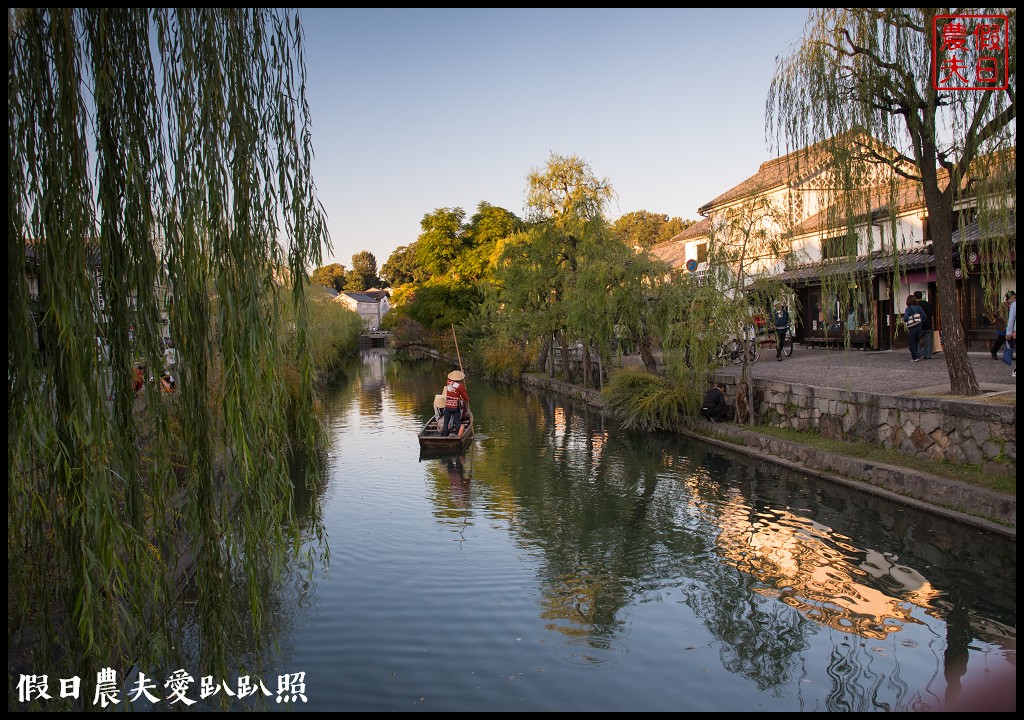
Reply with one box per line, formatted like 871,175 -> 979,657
558,331 -> 576,385
581,340 -> 591,389
740,354 -> 755,426
639,333 -> 658,374
925,192 -> 980,396
735,381 -> 750,425
537,338 -> 550,375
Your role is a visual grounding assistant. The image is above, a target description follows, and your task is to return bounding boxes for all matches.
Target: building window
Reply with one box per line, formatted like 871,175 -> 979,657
955,205 -> 978,228
821,235 -> 853,260
788,192 -> 804,223
696,242 -> 707,264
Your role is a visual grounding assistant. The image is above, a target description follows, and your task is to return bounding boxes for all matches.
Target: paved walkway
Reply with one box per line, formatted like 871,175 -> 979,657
713,345 -> 1016,400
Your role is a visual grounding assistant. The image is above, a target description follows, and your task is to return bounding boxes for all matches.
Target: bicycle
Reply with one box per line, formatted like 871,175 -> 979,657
712,338 -> 744,365
717,329 -> 760,365
774,325 -> 794,358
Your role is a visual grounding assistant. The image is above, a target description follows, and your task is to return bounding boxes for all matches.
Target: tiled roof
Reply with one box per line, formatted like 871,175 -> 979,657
775,215 -> 1015,285
697,130 -> 918,216
341,292 -> 379,303
649,239 -> 688,268
696,133 -> 882,214
650,218 -> 711,268
950,213 -> 1016,244
774,247 -> 934,285
670,216 -> 711,242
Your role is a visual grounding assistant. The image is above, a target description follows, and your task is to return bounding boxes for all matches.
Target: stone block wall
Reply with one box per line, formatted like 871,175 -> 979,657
721,377 -> 1016,471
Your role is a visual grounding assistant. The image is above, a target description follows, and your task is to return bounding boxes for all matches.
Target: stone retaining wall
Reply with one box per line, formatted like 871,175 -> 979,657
716,376 -> 1016,473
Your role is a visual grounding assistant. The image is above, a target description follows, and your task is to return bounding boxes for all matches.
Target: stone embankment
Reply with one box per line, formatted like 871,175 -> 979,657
749,380 -> 1015,470
518,373 -> 1015,538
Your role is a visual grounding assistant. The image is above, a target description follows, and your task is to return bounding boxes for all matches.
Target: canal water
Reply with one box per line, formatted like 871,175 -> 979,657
201,349 -> 1016,711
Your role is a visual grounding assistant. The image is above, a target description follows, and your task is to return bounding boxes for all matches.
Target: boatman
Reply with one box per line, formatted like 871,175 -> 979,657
441,370 -> 470,437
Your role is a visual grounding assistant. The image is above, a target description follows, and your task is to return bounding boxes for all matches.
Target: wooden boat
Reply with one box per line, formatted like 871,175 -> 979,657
418,408 -> 473,455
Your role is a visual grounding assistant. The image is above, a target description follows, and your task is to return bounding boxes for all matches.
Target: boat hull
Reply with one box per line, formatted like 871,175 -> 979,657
418,409 -> 473,456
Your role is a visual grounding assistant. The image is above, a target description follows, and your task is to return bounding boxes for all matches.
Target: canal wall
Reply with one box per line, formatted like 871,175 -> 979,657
715,376 -> 1016,473
516,373 -> 1015,537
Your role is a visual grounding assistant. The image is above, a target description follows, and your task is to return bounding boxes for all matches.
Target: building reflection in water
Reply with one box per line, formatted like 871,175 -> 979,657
714,494 -> 941,640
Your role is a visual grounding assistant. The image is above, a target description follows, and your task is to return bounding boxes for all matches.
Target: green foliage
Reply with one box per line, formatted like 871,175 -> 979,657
416,207 -> 467,277
8,7 -> 329,697
344,250 -> 381,291
380,244 -> 426,287
612,210 -> 696,249
602,367 -> 690,431
459,202 -> 525,280
525,151 -> 616,223
280,287 -> 363,380
404,279 -> 484,332
477,337 -> 536,381
311,262 -> 347,292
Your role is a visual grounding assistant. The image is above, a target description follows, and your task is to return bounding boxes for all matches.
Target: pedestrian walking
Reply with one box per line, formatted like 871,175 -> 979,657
773,302 -> 789,361
1005,293 -> 1016,379
902,295 -> 926,362
913,291 -> 934,359
987,292 -> 1013,360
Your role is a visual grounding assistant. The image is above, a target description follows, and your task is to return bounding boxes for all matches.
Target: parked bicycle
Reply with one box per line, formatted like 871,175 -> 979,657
714,327 -> 761,365
712,338 -> 744,365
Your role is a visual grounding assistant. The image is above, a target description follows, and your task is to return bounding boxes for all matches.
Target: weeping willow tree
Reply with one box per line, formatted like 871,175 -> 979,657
706,192 -> 794,425
9,8 -> 329,707
498,152 -> 617,384
767,8 -> 1017,396
653,188 -> 794,425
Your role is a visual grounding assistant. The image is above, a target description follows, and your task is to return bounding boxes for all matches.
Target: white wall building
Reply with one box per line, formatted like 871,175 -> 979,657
335,289 -> 390,331
651,136 -> 1015,351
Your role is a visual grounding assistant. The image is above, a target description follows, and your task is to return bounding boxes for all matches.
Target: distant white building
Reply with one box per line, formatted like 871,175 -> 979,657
335,289 -> 390,331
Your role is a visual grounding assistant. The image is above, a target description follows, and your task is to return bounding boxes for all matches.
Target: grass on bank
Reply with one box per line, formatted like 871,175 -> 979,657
742,423 -> 1016,495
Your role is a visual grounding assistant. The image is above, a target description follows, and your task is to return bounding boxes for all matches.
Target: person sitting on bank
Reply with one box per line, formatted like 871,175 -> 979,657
701,382 -> 730,423
441,369 -> 470,437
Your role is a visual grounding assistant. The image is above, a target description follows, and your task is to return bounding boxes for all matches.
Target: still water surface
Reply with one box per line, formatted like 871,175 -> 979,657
223,350 -> 1015,711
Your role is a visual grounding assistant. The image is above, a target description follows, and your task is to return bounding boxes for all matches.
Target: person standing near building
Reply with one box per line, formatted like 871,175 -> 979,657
774,302 -> 790,361
1005,293 -> 1016,379
914,291 -> 934,359
988,292 -> 1013,360
903,295 -> 926,362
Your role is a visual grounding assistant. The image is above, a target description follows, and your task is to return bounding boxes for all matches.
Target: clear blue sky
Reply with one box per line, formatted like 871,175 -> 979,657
300,8 -> 811,272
